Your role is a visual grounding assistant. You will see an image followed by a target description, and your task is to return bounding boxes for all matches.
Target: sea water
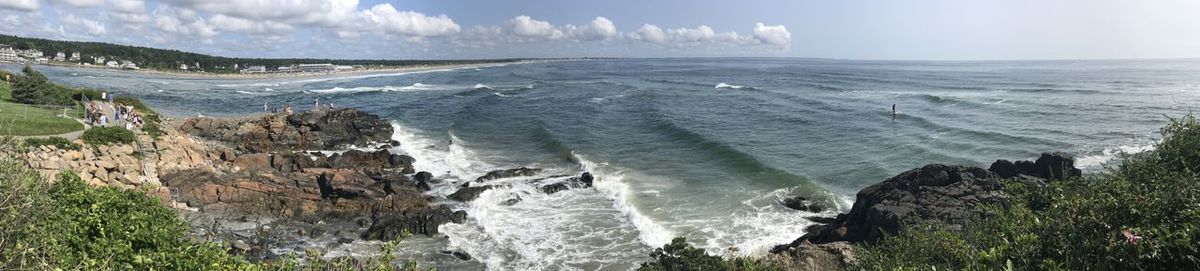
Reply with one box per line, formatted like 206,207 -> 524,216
10,58 -> 1200,270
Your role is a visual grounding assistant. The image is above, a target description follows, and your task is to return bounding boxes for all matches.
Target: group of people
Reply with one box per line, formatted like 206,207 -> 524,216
264,98 -> 334,115
85,91 -> 145,130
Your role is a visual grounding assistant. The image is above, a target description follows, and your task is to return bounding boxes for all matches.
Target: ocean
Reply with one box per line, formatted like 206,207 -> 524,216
8,58 -> 1199,270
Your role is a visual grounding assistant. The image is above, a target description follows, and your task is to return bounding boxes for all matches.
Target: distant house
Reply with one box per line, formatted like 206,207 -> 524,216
120,60 -> 138,69
276,66 -> 295,72
0,44 -> 18,63
54,52 -> 66,62
18,49 -> 42,58
35,57 -> 48,64
105,60 -> 119,68
335,65 -> 354,71
297,63 -> 336,73
95,56 -> 106,65
179,63 -> 188,70
69,52 -> 81,61
240,65 -> 266,74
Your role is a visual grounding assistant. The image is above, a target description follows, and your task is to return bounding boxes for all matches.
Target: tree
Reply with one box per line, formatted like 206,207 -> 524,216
11,66 -> 71,106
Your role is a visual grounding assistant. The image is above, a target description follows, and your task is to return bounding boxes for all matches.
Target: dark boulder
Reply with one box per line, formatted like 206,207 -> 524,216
774,164 -> 1005,252
782,196 -> 829,213
988,152 -> 1081,180
449,186 -> 495,202
325,150 -> 414,173
362,208 -> 468,239
539,172 -> 596,194
475,167 -> 542,182
414,171 -> 434,183
180,108 -> 392,153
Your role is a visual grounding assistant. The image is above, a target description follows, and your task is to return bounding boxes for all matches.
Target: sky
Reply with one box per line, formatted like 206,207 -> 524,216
1,0 -> 1199,60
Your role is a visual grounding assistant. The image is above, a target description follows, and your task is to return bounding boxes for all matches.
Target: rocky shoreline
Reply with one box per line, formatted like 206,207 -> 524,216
11,106 -> 596,263
765,152 -> 1082,270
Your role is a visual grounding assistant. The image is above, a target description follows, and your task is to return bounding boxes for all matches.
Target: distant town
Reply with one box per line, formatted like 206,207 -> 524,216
0,34 -> 546,75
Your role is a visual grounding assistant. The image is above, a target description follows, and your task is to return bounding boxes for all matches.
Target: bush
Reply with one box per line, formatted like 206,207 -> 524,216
23,136 -> 80,151
10,66 -> 72,106
637,237 -> 781,271
856,114 -> 1200,270
80,126 -> 135,146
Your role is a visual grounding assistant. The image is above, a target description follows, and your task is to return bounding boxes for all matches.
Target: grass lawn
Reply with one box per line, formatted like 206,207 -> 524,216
0,81 -> 84,136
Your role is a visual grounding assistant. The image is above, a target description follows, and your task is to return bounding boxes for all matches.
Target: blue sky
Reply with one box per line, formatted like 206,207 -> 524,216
1,0 -> 1199,60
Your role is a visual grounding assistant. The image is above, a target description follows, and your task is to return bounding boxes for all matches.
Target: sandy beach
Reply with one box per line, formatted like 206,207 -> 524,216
38,60 -> 542,81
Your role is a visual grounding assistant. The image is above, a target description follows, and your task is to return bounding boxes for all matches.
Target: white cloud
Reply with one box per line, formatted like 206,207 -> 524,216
61,13 -> 107,35
629,24 -> 667,44
151,7 -> 217,39
162,0 -> 360,27
47,0 -> 104,7
753,22 -> 790,48
509,15 -> 562,39
210,14 -> 292,36
668,25 -> 715,42
361,3 -> 460,37
564,16 -> 617,41
107,0 -> 144,13
0,0 -> 38,11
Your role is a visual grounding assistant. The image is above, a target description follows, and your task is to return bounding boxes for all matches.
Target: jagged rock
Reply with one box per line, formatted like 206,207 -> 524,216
179,108 -> 392,153
782,196 -> 829,213
441,250 -> 472,261
362,208 -> 468,239
324,150 -> 414,173
449,186 -> 495,202
765,241 -> 856,271
232,153 -> 271,170
539,172 -> 596,194
990,152 -> 1082,180
414,171 -> 434,183
775,164 -> 1005,251
474,167 -> 542,182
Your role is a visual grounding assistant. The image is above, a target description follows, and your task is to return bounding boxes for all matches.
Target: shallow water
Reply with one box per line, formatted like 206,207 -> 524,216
10,58 -> 1200,270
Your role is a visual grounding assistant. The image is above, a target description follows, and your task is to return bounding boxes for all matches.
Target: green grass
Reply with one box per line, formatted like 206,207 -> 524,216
0,81 -> 84,136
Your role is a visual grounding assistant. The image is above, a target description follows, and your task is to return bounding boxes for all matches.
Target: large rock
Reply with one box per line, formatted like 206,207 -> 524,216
539,172 -> 595,194
323,150 -> 415,173
474,167 -> 542,182
775,164 -> 1005,250
765,241 -> 856,271
179,108 -> 392,153
989,152 -> 1081,180
449,185 -> 495,202
362,207 -> 468,239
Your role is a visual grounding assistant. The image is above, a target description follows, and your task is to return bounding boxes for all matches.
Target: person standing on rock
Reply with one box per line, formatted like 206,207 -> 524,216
314,98 -> 320,110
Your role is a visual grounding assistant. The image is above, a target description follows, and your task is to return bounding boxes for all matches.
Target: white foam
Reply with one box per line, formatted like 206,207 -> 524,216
492,92 -> 510,97
715,82 -> 751,90
1076,143 -> 1156,169
576,152 -> 675,248
473,84 -> 493,90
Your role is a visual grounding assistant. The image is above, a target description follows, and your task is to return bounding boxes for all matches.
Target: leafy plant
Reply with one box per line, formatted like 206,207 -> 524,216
23,136 -> 80,151
80,126 -> 135,146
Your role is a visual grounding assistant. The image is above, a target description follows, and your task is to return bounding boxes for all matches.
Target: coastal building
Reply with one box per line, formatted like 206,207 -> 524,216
35,57 -> 48,64
335,65 -> 354,71
240,65 -> 267,73
106,60 -> 119,68
69,52 -> 80,61
120,60 -> 138,69
276,66 -> 295,72
297,63 -> 336,73
179,63 -> 188,70
54,52 -> 66,62
0,44 -> 18,63
18,49 -> 42,58
94,56 -> 106,65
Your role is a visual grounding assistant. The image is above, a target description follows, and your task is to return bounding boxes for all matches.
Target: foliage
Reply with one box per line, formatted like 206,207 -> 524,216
856,114 -> 1200,270
0,34 -> 533,73
80,126 -> 135,146
0,80 -> 85,136
23,136 -> 80,151
10,65 -> 73,106
637,237 -> 782,271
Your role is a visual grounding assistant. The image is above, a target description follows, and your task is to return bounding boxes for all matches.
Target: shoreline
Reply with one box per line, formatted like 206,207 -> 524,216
32,60 -> 552,81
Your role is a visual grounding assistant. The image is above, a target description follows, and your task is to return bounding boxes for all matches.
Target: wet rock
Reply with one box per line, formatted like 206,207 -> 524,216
782,196 -> 829,213
474,167 -> 542,182
539,172 -> 596,194
362,208 -> 468,239
449,186 -> 495,202
414,171 -> 434,183
989,152 -> 1081,180
441,250 -> 472,261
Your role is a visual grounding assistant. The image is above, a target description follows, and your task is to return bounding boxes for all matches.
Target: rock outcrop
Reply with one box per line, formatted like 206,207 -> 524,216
771,152 -> 1083,261
178,108 -> 392,153
362,207 -> 468,240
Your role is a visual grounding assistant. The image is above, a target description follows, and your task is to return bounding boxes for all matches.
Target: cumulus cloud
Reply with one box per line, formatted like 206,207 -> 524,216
210,14 -> 293,37
151,7 -> 216,39
669,25 -> 715,42
564,16 -> 617,41
61,13 -> 107,35
163,0 -> 360,27
47,0 -> 104,7
108,0 -> 145,13
0,0 -> 38,11
509,15 -> 562,39
628,24 -> 667,44
361,4 -> 460,37
753,22 -> 790,48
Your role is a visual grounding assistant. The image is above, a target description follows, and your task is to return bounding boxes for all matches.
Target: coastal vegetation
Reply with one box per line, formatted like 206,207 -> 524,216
1,34 -> 535,73
80,126 -> 135,146
23,136 -> 79,151
0,72 -> 84,136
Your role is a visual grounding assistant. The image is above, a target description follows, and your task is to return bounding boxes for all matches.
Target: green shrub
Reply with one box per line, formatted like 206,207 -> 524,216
23,136 -> 80,151
80,126 -> 135,146
637,237 -> 781,271
857,114 -> 1200,270
10,66 -> 73,106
